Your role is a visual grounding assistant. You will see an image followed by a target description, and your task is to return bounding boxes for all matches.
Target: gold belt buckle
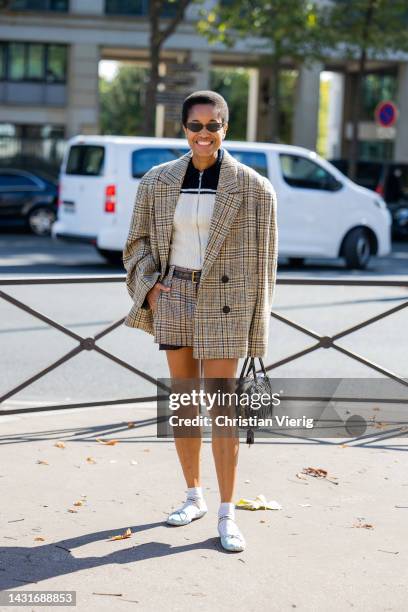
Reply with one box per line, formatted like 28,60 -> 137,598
191,270 -> 199,283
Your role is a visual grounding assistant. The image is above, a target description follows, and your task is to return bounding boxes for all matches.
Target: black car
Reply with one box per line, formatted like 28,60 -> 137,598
329,159 -> 408,239
0,168 -> 58,236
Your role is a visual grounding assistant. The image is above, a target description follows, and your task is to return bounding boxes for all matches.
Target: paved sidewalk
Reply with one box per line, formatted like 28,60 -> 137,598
0,403 -> 407,612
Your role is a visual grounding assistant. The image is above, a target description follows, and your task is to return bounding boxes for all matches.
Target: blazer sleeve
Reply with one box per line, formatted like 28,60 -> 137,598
122,176 -> 161,311
247,178 -> 278,356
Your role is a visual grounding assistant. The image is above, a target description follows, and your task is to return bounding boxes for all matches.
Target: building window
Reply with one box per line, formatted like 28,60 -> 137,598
1,42 -> 67,83
10,0 -> 69,11
361,72 -> 398,120
0,45 -> 5,80
9,43 -> 25,80
27,44 -> 45,79
47,45 -> 67,82
0,123 -> 66,169
105,0 -> 177,17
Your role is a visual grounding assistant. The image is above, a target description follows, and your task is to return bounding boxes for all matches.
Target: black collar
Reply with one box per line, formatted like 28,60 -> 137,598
182,148 -> 224,190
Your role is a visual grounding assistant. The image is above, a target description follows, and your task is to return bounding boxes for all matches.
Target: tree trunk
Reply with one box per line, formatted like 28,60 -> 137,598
348,0 -> 376,181
268,55 -> 281,142
144,46 -> 160,136
348,49 -> 366,181
143,0 -> 192,137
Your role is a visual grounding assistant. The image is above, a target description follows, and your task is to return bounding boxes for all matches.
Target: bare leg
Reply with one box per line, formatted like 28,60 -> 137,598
202,358 -> 239,502
202,357 -> 245,551
165,347 -> 201,488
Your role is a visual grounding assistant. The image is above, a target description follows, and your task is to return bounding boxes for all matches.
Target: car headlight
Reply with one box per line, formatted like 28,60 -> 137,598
395,207 -> 408,221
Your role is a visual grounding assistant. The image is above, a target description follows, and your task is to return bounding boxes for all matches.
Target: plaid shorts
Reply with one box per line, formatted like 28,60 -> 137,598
153,264 -> 200,350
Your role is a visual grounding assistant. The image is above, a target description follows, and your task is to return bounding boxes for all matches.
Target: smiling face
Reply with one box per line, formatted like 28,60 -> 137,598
183,103 -> 228,168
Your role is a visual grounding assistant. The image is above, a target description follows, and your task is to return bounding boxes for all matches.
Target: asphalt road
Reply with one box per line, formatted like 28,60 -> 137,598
0,230 -> 407,412
0,228 -> 408,277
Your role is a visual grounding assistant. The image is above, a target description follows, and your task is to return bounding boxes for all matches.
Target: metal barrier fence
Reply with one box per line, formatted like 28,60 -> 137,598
0,275 -> 407,416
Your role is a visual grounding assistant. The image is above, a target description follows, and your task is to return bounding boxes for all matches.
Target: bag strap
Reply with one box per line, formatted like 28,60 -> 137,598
239,356 -> 267,379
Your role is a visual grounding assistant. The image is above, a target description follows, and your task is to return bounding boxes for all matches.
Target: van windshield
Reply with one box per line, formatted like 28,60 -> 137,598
66,145 -> 105,176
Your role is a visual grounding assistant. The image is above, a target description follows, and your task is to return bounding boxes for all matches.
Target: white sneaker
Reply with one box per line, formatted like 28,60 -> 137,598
218,516 -> 246,552
166,497 -> 208,526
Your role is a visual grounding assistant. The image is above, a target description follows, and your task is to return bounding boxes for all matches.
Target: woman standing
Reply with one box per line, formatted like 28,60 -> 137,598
123,90 -> 278,552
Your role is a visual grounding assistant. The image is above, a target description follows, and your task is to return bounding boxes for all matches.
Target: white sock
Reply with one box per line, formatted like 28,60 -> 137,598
187,486 -> 204,502
168,486 -> 207,522
218,502 -> 243,539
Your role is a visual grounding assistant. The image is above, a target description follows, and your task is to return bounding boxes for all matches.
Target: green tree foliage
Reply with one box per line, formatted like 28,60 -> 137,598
210,68 -> 249,140
321,0 -> 408,177
99,65 -> 147,136
198,0 -> 325,142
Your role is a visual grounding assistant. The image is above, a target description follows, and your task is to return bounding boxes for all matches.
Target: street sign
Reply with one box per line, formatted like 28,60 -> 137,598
156,92 -> 191,104
375,100 -> 398,127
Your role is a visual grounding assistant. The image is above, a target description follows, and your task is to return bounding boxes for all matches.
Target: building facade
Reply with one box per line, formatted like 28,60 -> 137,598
1,0 -> 408,165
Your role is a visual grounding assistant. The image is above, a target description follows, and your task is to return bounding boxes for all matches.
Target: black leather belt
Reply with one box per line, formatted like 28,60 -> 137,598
170,266 -> 201,283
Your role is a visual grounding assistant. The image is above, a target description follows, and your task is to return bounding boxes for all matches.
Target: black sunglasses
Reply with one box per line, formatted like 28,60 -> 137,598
186,121 -> 224,133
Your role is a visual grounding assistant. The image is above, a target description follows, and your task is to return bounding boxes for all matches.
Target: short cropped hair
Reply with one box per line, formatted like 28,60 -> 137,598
182,90 -> 229,126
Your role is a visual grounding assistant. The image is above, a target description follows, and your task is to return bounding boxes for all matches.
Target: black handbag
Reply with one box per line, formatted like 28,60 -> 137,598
235,356 -> 275,447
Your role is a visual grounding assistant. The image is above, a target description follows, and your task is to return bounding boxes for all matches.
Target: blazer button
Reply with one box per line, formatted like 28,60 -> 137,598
221,275 -> 229,283
222,305 -> 230,314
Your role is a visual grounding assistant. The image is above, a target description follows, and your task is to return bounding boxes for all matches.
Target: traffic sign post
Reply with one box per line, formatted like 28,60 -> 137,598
374,100 -> 399,127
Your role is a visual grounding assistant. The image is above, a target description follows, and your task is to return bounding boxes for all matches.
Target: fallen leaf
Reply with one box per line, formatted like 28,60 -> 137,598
127,422 -> 135,428
73,501 -> 83,507
296,472 -> 307,480
95,438 -> 119,446
36,460 -> 49,465
67,509 -> 78,513
109,528 -> 132,541
34,537 -> 45,542
86,457 -> 96,464
301,467 -> 339,485
353,518 -> 373,529
54,441 -> 65,449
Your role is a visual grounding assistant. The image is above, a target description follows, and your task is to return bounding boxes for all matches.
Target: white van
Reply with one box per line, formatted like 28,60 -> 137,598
52,135 -> 391,269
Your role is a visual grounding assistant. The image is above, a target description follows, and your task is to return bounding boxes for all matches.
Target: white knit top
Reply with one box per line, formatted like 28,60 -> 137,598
168,149 -> 223,270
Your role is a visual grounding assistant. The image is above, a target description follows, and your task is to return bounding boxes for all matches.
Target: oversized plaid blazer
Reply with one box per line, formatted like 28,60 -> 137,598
122,148 -> 278,359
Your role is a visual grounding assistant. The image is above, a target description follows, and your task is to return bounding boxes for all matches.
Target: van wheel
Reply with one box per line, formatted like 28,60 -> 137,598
343,228 -> 371,270
97,248 -> 123,265
288,257 -> 305,267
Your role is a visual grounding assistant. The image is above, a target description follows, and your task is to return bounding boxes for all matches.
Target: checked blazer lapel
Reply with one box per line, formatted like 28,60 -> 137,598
156,148 -> 243,282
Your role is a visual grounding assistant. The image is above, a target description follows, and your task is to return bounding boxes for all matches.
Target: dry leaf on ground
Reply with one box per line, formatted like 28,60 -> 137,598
95,438 -> 119,446
36,460 -> 49,465
54,441 -> 65,449
109,528 -> 132,541
301,467 -> 339,485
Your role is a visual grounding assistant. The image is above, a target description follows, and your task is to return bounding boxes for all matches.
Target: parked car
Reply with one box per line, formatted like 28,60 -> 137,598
52,136 -> 392,269
0,168 -> 58,236
329,159 -> 408,239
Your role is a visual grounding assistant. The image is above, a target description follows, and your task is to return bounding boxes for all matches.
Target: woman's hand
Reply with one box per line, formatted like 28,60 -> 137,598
147,282 -> 171,313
